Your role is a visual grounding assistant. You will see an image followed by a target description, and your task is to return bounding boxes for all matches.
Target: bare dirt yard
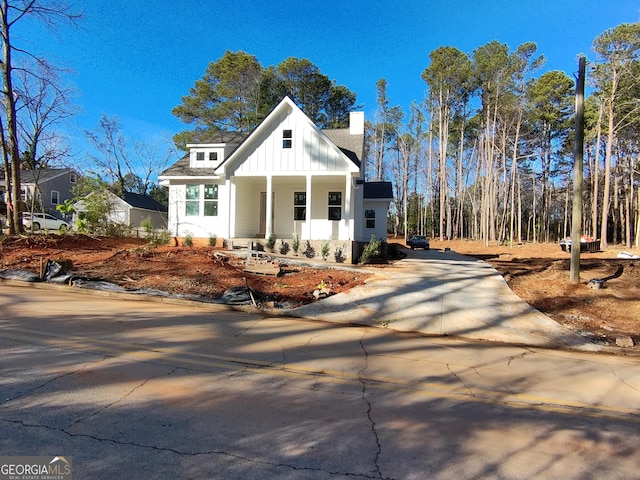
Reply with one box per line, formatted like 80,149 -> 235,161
1,234 -> 639,347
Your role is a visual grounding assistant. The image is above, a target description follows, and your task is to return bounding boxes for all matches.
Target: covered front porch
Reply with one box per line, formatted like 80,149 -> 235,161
227,173 -> 359,242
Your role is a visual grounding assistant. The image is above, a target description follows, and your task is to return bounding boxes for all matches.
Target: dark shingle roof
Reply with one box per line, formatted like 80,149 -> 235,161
122,191 -> 167,212
160,115 -> 364,177
323,128 -> 364,167
160,132 -> 250,177
17,168 -> 75,184
364,182 -> 393,199
159,155 -> 217,177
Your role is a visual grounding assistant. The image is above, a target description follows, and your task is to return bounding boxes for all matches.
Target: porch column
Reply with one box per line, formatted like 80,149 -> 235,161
344,174 -> 352,240
304,174 -> 312,239
265,174 -> 273,238
227,178 -> 235,238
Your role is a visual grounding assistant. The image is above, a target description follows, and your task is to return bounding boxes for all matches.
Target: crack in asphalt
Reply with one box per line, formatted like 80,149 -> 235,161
0,354 -> 109,406
64,366 -> 180,431
447,364 -> 475,397
358,333 -> 383,479
1,416 -> 385,479
507,350 -> 530,367
607,364 -> 640,393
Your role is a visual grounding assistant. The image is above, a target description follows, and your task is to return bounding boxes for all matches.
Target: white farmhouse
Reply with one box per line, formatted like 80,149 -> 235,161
159,96 -> 393,263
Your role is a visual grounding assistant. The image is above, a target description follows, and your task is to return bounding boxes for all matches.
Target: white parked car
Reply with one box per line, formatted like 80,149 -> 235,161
22,212 -> 69,231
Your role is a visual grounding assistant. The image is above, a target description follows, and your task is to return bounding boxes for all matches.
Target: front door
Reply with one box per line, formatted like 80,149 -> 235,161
259,192 -> 275,235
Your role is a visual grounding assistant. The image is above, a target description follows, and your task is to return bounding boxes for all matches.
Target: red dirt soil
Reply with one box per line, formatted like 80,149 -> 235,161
1,234 -> 639,347
0,235 -> 370,308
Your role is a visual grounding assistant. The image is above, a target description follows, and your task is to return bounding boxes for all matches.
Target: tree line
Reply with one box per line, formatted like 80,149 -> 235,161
370,23 -> 640,248
2,1 -> 638,248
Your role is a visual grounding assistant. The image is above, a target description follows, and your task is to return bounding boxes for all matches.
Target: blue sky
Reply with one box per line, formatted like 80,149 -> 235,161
14,0 -> 640,169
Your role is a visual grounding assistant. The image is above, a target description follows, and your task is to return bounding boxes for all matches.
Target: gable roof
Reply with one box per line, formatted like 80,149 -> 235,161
160,97 -> 365,178
323,129 -> 363,167
122,191 -> 168,212
216,96 -> 361,174
6,168 -> 78,184
160,133 -> 249,178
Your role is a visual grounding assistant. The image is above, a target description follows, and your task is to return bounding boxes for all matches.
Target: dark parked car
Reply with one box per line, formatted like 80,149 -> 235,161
407,235 -> 429,250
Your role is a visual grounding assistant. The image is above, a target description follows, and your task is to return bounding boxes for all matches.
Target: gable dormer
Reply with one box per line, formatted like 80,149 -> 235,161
188,144 -> 225,169
187,133 -> 248,170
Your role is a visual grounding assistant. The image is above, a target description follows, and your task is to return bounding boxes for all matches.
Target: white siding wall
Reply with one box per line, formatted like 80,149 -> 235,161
231,113 -> 348,176
360,199 -> 389,242
233,180 -> 259,237
168,181 -> 229,238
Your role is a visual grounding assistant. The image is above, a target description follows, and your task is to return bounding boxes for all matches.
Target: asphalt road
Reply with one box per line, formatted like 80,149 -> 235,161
1,284 -> 639,479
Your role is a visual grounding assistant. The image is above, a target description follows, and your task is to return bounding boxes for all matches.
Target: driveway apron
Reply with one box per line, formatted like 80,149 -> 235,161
289,249 -> 591,349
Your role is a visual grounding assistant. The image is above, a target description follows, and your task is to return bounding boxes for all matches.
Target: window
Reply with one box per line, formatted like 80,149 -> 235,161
294,192 -> 306,220
365,209 -> 376,228
328,192 -> 342,221
204,184 -> 218,216
209,152 -> 218,162
69,173 -> 77,184
185,184 -> 200,216
283,129 -> 292,149
51,190 -> 60,205
196,152 -> 205,161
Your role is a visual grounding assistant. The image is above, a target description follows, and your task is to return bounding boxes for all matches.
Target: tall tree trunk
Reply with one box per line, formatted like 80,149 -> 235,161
1,0 -> 23,234
591,102 -> 604,239
600,91 -> 616,249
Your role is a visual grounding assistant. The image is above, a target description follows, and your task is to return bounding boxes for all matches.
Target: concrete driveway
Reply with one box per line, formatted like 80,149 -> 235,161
289,248 -> 594,349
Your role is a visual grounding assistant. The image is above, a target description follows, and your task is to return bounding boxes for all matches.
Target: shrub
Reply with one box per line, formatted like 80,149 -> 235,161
141,216 -> 154,234
266,234 -> 276,252
183,233 -> 193,247
147,229 -> 171,247
303,240 -> 315,258
291,233 -> 300,254
360,235 -> 381,264
321,240 -> 330,260
209,234 -> 217,247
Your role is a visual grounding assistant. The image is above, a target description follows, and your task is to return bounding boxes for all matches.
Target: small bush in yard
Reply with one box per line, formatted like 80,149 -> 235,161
148,229 -> 170,247
360,235 -> 381,264
321,240 -> 331,260
183,234 -> 193,247
209,234 -> 217,247
292,233 -> 300,254
266,234 -> 276,252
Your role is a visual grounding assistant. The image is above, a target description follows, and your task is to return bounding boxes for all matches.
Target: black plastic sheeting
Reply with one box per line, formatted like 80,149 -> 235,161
0,269 -> 41,282
0,260 -> 260,306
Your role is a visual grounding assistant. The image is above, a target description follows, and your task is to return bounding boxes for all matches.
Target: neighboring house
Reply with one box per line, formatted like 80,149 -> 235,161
0,167 -> 80,219
159,96 -> 393,263
74,190 -> 168,229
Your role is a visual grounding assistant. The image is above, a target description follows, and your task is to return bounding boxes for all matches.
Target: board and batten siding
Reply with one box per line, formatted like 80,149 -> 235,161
230,112 -> 349,176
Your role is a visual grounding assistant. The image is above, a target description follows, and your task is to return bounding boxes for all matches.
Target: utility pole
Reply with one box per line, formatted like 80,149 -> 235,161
570,56 -> 586,284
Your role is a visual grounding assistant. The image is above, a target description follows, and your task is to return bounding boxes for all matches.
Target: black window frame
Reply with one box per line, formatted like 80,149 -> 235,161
283,129 -> 292,149
328,191 -> 342,221
365,209 -> 375,228
294,191 -> 306,221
